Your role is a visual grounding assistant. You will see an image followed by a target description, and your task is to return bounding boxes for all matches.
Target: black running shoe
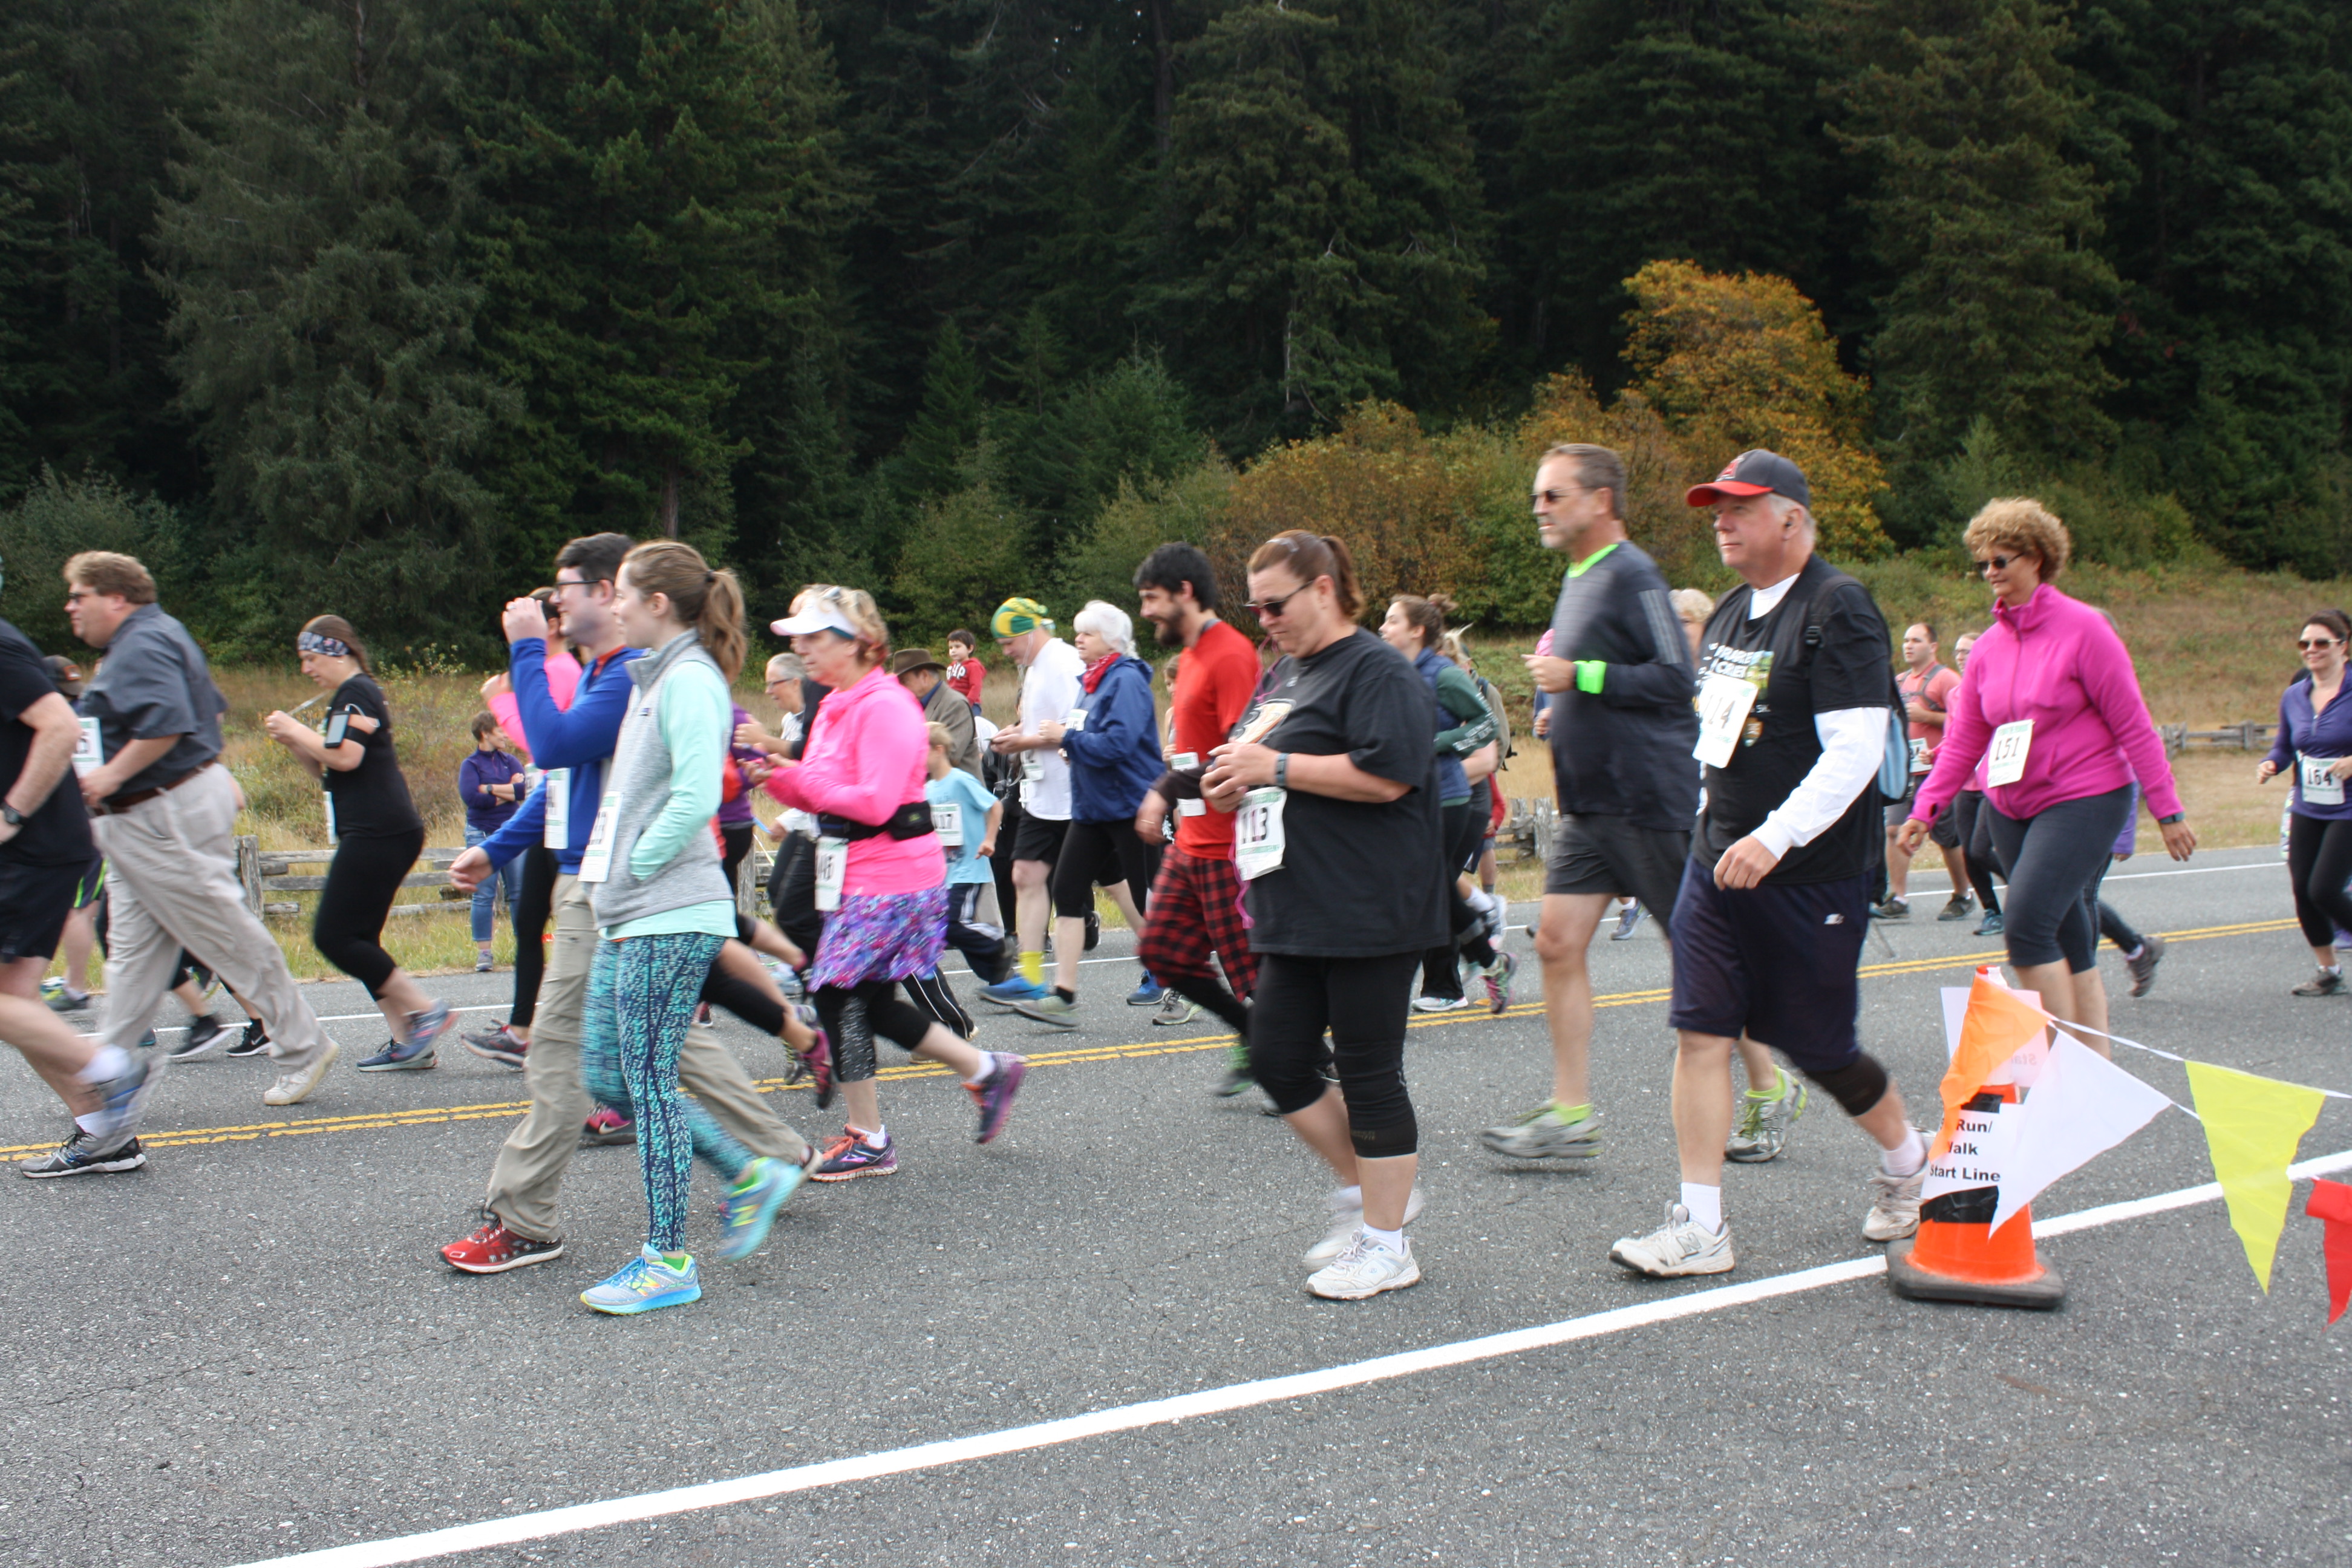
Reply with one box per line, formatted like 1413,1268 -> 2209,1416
171,1014 -> 229,1060
224,1019 -> 271,1057
1083,909 -> 1101,952
21,1132 -> 145,1178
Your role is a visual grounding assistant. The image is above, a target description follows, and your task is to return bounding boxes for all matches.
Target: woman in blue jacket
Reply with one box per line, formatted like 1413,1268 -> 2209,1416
1023,601 -> 1168,1027
2259,607 -> 2352,995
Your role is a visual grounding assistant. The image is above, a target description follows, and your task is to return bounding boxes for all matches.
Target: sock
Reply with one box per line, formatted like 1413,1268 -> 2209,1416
1744,1068 -> 1785,1102
1054,986 -> 1075,1004
852,1123 -> 887,1148
1361,1224 -> 1405,1253
1881,1127 -> 1928,1178
2121,944 -> 2144,961
661,1250 -> 691,1272
1334,1184 -> 1362,1207
78,1045 -> 132,1085
1019,950 -> 1044,986
1550,1101 -> 1592,1123
73,1112 -> 108,1137
1465,889 -> 1496,916
1681,1182 -> 1724,1233
2324,965 -> 2342,977
963,1054 -> 999,1087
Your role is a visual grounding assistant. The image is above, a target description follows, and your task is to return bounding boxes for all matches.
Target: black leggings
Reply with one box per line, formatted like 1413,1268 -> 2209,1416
1984,788 -> 2129,973
1422,793 -> 1498,998
814,980 -> 942,1085
2286,813 -> 2352,952
720,820 -> 755,897
509,846 -> 556,1027
2097,900 -> 2145,955
1953,790 -> 2003,916
1253,950 -> 1421,1157
1050,818 -> 1158,919
312,826 -> 423,998
766,835 -> 823,956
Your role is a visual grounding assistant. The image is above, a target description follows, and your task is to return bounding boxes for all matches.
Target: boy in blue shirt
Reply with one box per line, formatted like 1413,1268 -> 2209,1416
904,722 -> 1006,1035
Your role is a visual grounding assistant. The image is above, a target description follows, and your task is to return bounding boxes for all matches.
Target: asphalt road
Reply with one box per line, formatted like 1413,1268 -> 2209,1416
5,844 -> 2347,1568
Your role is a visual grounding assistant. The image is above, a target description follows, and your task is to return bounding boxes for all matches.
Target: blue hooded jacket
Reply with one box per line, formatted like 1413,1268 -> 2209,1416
1060,654 -> 1163,823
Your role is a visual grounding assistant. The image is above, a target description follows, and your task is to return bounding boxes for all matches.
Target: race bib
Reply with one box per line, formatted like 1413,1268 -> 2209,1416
575,791 -> 621,883
1063,707 -> 1088,731
71,715 -> 102,776
322,789 -> 338,844
814,837 -> 848,911
542,768 -> 570,848
933,802 -> 964,847
1908,736 -> 1931,776
2299,752 -> 2345,806
1235,787 -> 1288,880
1171,751 -> 1200,773
1021,751 -> 1045,783
1177,798 -> 1206,817
1985,720 -> 2033,789
1693,674 -> 1760,769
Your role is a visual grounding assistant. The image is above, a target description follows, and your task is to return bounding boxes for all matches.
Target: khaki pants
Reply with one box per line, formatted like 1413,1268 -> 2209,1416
93,764 -> 331,1070
485,873 -> 806,1241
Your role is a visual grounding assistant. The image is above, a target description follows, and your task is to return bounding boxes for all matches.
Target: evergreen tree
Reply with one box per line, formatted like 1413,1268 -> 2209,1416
1006,348 -> 1208,559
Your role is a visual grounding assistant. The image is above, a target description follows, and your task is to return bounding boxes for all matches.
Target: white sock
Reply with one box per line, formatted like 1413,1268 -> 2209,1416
1680,1183 -> 1724,1233
1465,889 -> 1495,915
1361,1224 -> 1405,1253
2325,965 -> 2342,976
73,1112 -> 108,1137
1881,1127 -> 1928,1178
78,1045 -> 132,1085
2121,944 -> 2144,961
853,1123 -> 886,1147
962,1053 -> 998,1086
1333,1184 -> 1362,1206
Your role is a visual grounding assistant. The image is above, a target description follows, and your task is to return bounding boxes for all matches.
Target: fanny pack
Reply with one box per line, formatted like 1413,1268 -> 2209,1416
817,800 -> 935,842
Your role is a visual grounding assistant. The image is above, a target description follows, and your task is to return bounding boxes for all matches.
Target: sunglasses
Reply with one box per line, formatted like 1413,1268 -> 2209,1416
1531,486 -> 1584,507
2299,637 -> 2342,650
1245,584 -> 1312,619
1976,554 -> 2028,575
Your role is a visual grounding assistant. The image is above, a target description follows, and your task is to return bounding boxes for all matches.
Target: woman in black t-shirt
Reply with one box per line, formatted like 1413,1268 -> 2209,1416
1203,531 -> 1447,1301
261,616 -> 449,1071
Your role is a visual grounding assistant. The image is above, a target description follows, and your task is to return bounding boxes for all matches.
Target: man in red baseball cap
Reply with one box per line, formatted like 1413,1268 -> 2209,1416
1684,449 -> 1812,511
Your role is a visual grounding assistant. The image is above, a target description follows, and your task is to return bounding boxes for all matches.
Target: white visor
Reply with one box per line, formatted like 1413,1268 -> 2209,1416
770,609 -> 860,639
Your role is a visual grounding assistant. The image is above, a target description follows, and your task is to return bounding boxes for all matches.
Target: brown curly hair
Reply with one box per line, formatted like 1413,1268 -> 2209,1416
1962,498 -> 2071,580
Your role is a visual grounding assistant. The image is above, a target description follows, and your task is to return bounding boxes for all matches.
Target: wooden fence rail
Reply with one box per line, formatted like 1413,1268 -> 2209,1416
234,838 -> 773,921
2161,722 -> 2278,754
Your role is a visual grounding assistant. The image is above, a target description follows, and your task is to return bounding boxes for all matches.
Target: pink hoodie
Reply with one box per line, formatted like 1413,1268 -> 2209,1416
489,647 -> 583,755
762,664 -> 944,896
1912,584 -> 2182,824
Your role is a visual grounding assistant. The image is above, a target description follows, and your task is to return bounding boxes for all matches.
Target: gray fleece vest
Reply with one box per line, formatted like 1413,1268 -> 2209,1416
586,632 -> 735,929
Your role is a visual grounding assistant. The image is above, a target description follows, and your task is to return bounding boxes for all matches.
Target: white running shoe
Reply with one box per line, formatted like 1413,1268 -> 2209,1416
1306,1233 -> 1420,1300
1304,1184 -> 1426,1267
262,1041 -> 339,1106
1410,993 -> 1471,1014
1608,1203 -> 1735,1278
1863,1140 -> 1928,1242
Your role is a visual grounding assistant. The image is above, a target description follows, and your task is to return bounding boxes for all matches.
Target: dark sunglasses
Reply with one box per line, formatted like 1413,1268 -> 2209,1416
1976,554 -> 2028,575
1246,584 -> 1311,619
2299,637 -> 2342,650
1531,486 -> 1584,506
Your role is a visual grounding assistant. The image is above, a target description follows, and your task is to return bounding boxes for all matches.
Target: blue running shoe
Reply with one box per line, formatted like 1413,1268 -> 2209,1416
967,1053 -> 1028,1144
581,1246 -> 701,1315
1126,971 -> 1162,1006
403,1000 -> 454,1050
714,1154 -> 812,1261
978,976 -> 1047,1008
358,1037 -> 437,1071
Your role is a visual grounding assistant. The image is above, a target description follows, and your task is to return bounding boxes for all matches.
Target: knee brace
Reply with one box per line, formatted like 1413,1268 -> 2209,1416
1347,1110 -> 1420,1159
1802,1052 -> 1890,1119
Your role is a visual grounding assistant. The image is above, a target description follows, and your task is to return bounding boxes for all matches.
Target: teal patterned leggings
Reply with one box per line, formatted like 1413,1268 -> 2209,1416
580,932 -> 747,1253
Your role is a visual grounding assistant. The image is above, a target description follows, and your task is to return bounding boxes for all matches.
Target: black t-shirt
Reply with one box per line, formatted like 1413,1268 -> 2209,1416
0,618 -> 94,867
1232,628 -> 1449,956
1694,557 -> 1891,885
322,675 -> 423,840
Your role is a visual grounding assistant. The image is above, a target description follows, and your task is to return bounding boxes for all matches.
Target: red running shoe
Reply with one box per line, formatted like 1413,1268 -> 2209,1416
810,1127 -> 896,1182
796,1026 -> 835,1111
440,1210 -> 564,1273
580,1106 -> 635,1146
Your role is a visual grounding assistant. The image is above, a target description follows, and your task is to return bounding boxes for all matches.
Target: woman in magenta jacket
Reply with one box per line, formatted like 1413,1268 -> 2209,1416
1902,498 -> 2195,1045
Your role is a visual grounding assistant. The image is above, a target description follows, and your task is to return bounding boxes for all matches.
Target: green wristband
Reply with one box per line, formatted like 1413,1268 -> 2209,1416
1575,661 -> 1607,695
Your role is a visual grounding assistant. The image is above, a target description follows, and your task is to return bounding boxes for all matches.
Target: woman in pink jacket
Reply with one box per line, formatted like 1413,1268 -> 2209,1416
1903,499 -> 2196,1044
759,586 -> 1028,1179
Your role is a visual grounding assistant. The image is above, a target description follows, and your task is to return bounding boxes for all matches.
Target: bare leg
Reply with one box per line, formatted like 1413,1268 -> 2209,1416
1672,1030 -> 1737,1186
1357,1152 -> 1417,1232
1852,1077 -> 1915,1150
1939,844 -> 1970,898
60,905 -> 96,995
1884,825 -> 1913,900
1012,858 -> 1050,971
1735,1036 -> 1781,1093
0,958 -> 103,1115
1282,1083 -> 1357,1187
1532,893 -> 1610,1107
742,917 -> 805,970
372,970 -> 434,1039
2011,960 -> 2112,1060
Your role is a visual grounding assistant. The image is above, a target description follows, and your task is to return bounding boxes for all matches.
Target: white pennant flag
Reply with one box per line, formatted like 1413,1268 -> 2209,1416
1991,1033 -> 2175,1233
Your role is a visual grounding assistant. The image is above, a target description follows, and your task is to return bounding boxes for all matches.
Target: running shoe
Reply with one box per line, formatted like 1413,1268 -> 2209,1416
2292,967 -> 2345,998
462,1023 -> 529,1069
794,1022 -> 835,1111
90,1050 -> 165,1145
1863,1146 -> 1928,1242
978,975 -> 1047,1008
1306,1233 -> 1420,1300
21,1131 -> 145,1178
580,1246 -> 700,1316
1478,1104 -> 1602,1160
1152,990 -> 1198,1027
1609,1203 -> 1734,1277
580,1106 -> 636,1146
1304,1184 -> 1426,1267
474,950 -> 494,973
1972,912 -> 2005,938
1870,896 -> 1909,921
1936,894 -> 1975,922
1411,993 -> 1471,1014
968,1053 -> 1027,1143
45,988 -> 92,1015
358,1037 -> 437,1072
2126,933 -> 2167,999
262,1041 -> 339,1105
714,1153 -> 814,1261
1610,903 -> 1644,941
1012,993 -> 1079,1030
811,1128 -> 897,1181
403,1000 -> 455,1051
1084,909 -> 1101,951
1480,950 -> 1517,1014
225,1019 -> 271,1057
1125,976 -> 1158,1006
1725,1073 -> 1808,1162
170,1014 -> 229,1060
441,1210 -> 564,1274
1212,1040 -> 1252,1098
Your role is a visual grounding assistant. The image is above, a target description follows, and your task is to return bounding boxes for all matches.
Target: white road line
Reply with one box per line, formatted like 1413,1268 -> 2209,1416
227,1147 -> 2352,1568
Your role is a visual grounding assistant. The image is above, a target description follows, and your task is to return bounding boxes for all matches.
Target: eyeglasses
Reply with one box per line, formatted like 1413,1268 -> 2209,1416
550,575 -> 606,596
1246,584 -> 1311,620
2299,637 -> 2342,650
64,590 -> 93,604
1531,486 -> 1585,507
1976,554 -> 2027,575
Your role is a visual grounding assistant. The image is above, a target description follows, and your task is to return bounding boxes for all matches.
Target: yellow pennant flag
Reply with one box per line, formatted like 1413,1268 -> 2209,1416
2184,1061 -> 2326,1292
1932,973 -> 2048,1160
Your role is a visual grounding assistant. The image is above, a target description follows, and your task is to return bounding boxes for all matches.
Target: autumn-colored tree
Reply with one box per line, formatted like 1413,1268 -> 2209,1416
1620,260 -> 1891,560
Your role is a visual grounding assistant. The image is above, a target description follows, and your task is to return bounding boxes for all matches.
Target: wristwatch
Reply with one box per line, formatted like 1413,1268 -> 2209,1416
1274,753 -> 1291,789
2155,812 -> 2186,826
0,803 -> 22,829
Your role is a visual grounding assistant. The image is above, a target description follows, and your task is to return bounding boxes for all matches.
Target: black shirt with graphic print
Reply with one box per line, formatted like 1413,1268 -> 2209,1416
322,675 -> 423,840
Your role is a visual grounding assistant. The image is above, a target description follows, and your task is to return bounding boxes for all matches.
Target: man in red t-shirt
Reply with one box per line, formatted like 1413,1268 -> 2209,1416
1878,621 -> 1968,918
1131,543 -> 1264,1094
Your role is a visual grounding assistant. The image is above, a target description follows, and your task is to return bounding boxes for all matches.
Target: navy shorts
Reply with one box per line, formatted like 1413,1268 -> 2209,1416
1667,857 -> 1868,1073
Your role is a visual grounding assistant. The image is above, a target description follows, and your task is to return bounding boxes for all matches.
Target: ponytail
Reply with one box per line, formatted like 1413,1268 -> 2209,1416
620,541 -> 748,679
1247,530 -> 1365,619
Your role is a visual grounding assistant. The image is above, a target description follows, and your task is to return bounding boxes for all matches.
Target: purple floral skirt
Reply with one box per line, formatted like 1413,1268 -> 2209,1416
811,885 -> 949,991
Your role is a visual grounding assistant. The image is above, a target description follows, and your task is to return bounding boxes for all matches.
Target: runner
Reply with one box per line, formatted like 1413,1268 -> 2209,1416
1874,621 -> 1968,921
2,596 -> 162,1177
978,598 -> 1085,1008
66,550 -> 339,1108
1610,451 -> 1926,1279
913,720 -> 1004,1036
440,534 -> 811,1276
1202,530 -> 1448,1299
259,616 -> 450,1071
1130,543 -> 1264,1094
1019,601 -> 1164,1028
2257,607 -> 2352,995
761,584 -> 1029,1181
1944,630 -> 2005,936
1903,498 -> 2195,1047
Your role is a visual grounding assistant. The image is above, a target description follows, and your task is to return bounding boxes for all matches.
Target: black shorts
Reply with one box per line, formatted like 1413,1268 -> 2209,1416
1926,799 -> 1959,849
1883,774 -> 1922,829
70,852 -> 106,909
1011,811 -> 1069,867
1544,812 -> 1690,925
1051,818 -> 1160,918
1667,857 -> 1867,1073
0,858 -> 82,964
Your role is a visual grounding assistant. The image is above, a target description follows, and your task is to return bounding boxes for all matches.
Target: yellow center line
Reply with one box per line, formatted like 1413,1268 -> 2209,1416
8,916 -> 2297,1158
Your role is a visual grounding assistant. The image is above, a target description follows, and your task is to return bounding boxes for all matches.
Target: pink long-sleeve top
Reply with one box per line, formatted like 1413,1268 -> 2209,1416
1912,583 -> 2183,825
761,664 -> 944,896
490,647 -> 584,754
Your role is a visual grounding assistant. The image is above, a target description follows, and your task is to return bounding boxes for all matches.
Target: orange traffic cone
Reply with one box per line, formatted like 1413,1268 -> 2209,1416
1886,1086 -> 2065,1310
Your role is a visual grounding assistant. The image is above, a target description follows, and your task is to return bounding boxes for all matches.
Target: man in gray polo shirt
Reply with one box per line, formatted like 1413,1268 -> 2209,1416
67,551 -> 337,1107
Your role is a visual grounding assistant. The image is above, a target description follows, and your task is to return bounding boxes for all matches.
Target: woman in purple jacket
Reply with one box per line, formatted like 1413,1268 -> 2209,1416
459,711 -> 527,972
2258,607 -> 2352,995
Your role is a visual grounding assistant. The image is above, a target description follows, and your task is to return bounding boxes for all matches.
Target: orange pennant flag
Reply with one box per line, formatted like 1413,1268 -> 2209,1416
1932,972 -> 2049,1160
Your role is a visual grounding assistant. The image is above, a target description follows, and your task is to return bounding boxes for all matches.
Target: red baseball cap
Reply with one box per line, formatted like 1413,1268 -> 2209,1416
1686,449 -> 1811,510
